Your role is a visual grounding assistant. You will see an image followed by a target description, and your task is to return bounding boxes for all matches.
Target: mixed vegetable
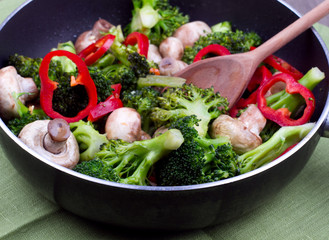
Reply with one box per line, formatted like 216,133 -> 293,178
0,0 -> 325,186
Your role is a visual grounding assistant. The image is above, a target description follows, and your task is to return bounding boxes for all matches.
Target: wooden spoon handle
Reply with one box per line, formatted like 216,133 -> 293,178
252,0 -> 329,62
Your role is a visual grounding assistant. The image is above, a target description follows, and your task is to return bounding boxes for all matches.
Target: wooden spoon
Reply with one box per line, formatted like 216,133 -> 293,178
175,0 -> 329,108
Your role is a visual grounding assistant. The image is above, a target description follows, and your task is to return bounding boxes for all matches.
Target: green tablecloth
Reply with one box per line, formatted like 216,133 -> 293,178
1,1 -> 329,239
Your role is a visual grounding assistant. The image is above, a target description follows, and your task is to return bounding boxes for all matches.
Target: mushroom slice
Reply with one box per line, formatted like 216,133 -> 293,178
18,119 -> 80,169
159,57 -> 188,76
173,21 -> 211,47
210,114 -> 263,154
159,37 -> 184,60
0,66 -> 38,120
147,44 -> 163,65
75,18 -> 114,54
238,104 -> 267,136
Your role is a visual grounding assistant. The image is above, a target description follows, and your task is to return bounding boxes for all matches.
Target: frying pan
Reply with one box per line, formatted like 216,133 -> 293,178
0,0 -> 329,230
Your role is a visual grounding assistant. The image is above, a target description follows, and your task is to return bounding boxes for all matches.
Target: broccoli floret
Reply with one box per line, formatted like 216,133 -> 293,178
70,120 -> 109,162
6,92 -> 50,136
73,159 -> 119,181
182,29 -> 262,64
238,122 -> 315,174
125,0 -> 189,45
96,52 -> 151,93
156,115 -> 238,186
122,87 -> 160,134
150,84 -> 228,137
88,67 -> 116,102
51,69 -> 90,118
127,52 -> 150,78
8,54 -> 43,89
260,67 -> 324,141
74,128 -> 184,185
7,108 -> 50,136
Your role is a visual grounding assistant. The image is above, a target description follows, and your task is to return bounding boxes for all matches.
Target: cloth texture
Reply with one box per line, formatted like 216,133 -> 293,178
1,1 -> 329,239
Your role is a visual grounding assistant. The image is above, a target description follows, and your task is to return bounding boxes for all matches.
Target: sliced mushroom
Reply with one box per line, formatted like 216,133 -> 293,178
159,57 -> 188,76
18,119 -> 79,169
173,21 -> 211,47
0,66 -> 38,120
159,37 -> 184,60
105,107 -> 142,142
147,44 -> 163,65
210,105 -> 267,154
75,18 -> 114,54
238,104 -> 267,136
91,19 -> 114,39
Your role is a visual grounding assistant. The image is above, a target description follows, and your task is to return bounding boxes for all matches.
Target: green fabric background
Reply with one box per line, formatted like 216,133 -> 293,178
1,1 -> 329,239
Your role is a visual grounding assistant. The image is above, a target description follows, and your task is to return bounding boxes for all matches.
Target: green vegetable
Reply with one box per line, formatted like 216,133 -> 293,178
260,67 -> 324,142
238,122 -> 315,174
211,21 -> 232,33
122,87 -> 160,134
70,120 -> 109,162
266,67 -> 324,112
74,128 -> 184,185
125,0 -> 189,45
51,41 -> 77,72
156,116 -> 238,186
87,67 -> 115,102
137,75 -> 186,88
8,54 -> 43,89
182,27 -> 261,64
150,84 -> 228,137
7,92 -> 50,136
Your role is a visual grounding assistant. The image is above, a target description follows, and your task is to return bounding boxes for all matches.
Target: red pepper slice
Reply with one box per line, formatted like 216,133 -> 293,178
229,65 -> 272,117
78,34 -> 116,66
87,83 -> 123,122
193,44 -> 231,62
264,55 -> 303,80
124,32 -> 149,58
250,46 -> 303,80
39,50 -> 98,123
247,65 -> 273,92
257,73 -> 315,126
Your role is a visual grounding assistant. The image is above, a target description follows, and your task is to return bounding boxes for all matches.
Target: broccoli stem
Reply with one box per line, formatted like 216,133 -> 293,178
97,128 -> 184,185
211,21 -> 232,33
266,67 -> 324,113
238,122 -> 315,174
139,0 -> 159,29
121,129 -> 184,185
137,75 -> 186,88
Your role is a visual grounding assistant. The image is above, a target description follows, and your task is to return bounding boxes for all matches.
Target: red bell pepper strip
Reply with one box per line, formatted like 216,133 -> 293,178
250,46 -> 303,80
264,55 -> 303,80
247,65 -> 273,92
193,44 -> 231,62
229,65 -> 272,117
39,50 -> 98,123
78,34 -> 116,66
124,32 -> 149,58
87,83 -> 123,122
257,73 -> 315,126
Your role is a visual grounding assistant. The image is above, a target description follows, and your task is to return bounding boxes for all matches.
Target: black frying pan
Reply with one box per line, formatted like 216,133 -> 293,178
0,0 -> 329,230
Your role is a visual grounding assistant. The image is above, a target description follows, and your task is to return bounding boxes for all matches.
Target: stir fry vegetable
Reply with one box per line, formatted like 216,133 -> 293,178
1,0 -> 324,186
